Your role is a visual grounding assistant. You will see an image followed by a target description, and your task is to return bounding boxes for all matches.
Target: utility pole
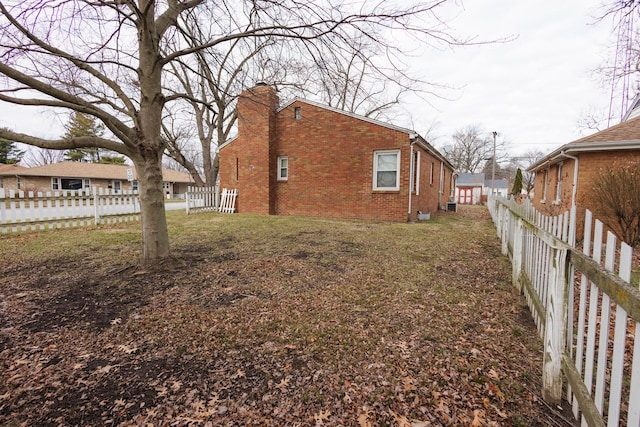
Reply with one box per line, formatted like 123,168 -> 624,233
491,131 -> 497,196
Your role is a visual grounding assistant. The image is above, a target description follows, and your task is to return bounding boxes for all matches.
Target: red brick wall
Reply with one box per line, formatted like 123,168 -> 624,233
531,150 -> 640,238
408,155 -> 451,219
219,85 -> 278,214
273,101 -> 411,221
220,88 -> 454,222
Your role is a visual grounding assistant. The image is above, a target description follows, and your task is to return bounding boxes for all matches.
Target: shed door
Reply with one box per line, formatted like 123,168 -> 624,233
458,188 -> 472,204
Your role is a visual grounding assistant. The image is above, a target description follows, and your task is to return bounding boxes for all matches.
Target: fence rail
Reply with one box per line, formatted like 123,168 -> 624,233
488,196 -> 640,426
0,188 -> 140,233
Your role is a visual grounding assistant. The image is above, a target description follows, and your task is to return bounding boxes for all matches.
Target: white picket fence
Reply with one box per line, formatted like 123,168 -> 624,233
186,185 -> 219,214
488,196 -> 640,426
185,186 -> 237,214
0,188 -> 140,233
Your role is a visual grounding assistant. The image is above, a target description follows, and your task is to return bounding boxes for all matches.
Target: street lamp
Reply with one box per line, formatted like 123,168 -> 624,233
491,131 -> 497,197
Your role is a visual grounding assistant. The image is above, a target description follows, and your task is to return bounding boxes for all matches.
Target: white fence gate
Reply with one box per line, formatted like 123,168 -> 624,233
0,188 -> 140,234
185,186 -> 237,214
185,185 -> 219,214
488,196 -> 640,426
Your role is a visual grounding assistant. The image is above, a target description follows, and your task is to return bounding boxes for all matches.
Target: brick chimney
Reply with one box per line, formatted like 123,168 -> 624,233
235,83 -> 278,214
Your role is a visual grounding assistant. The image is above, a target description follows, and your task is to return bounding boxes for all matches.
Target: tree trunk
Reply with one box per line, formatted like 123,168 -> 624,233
135,155 -> 170,262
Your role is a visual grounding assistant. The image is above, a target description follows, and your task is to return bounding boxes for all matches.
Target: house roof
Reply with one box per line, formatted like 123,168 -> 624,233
528,115 -> 640,172
456,172 -> 485,186
219,94 -> 454,170
278,97 -> 418,137
0,162 -> 194,183
0,164 -> 28,174
484,178 -> 509,189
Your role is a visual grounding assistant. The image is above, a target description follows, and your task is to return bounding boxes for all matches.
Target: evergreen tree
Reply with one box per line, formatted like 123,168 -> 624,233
98,155 -> 127,165
510,168 -> 524,196
63,112 -> 104,162
0,131 -> 25,164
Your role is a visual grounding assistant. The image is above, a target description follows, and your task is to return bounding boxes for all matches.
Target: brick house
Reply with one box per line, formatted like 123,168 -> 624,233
218,84 -> 455,222
527,114 -> 640,233
0,162 -> 194,198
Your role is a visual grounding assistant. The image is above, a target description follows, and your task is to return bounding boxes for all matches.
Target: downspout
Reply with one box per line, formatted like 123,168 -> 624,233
561,150 -> 579,209
408,139 -> 417,221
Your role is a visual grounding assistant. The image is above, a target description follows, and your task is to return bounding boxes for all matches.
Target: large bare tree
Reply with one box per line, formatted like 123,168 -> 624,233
442,125 -> 508,173
0,0 -> 460,262
162,12 -> 447,187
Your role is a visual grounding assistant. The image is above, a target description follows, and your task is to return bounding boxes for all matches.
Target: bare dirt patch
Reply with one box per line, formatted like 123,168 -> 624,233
0,207 -> 575,426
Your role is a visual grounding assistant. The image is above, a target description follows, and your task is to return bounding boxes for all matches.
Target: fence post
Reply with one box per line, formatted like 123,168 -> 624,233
501,208 -> 509,256
542,245 -> 568,404
93,186 -> 100,225
186,186 -> 191,215
512,217 -> 523,292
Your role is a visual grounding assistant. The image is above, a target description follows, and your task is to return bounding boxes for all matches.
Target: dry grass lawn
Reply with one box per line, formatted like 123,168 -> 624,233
0,206 -> 574,426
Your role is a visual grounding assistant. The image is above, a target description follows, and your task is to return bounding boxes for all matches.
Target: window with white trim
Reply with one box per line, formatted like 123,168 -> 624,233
0,178 -> 3,189
542,169 -> 549,202
411,150 -> 420,194
52,177 -> 88,190
430,162 -> 435,186
555,162 -> 563,202
16,177 -> 21,190
373,150 -> 400,191
277,156 -> 288,181
132,180 -> 138,191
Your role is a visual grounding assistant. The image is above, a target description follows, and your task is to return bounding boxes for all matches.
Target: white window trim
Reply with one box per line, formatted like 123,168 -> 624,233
555,162 -> 563,203
411,150 -> 420,195
52,177 -> 60,190
429,162 -> 434,186
541,168 -> 549,204
373,149 -> 401,191
277,156 -> 288,181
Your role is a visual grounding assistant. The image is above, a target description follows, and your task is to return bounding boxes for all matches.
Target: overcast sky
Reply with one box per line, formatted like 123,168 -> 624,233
408,0 -> 618,157
0,0 -> 622,160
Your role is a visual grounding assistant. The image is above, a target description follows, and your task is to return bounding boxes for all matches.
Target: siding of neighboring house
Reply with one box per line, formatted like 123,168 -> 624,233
529,111 -> 640,240
0,163 -> 193,198
219,85 -> 453,222
533,151 -> 640,238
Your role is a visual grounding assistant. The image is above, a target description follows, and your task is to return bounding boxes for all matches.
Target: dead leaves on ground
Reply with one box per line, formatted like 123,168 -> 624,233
0,207 -> 556,425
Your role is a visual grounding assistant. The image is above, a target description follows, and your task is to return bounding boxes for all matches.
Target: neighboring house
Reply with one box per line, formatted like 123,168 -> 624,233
0,164 -> 29,192
0,162 -> 194,198
527,113 -> 640,233
218,84 -> 455,222
455,173 -> 484,205
482,178 -> 509,198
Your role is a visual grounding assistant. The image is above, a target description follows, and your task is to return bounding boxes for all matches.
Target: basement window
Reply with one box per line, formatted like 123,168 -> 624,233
277,156 -> 288,181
